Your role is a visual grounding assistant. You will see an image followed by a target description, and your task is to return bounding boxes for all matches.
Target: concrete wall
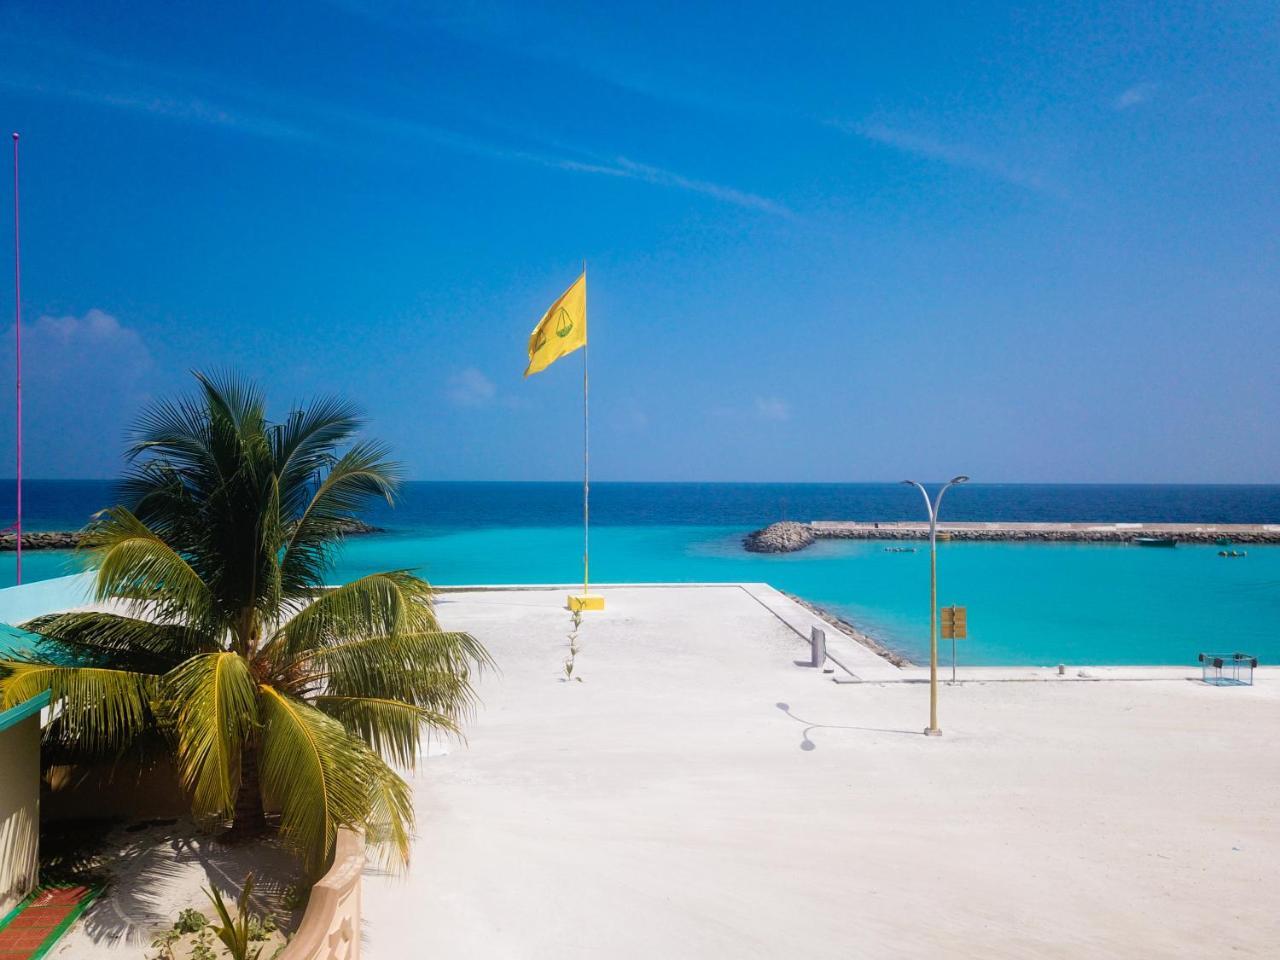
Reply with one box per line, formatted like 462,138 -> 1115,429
0,714 -> 40,916
278,829 -> 364,960
0,573 -> 94,627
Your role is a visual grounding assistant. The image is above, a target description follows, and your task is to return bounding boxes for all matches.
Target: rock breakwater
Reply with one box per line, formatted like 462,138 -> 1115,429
1,518 -> 386,552
743,522 -> 817,553
743,520 -> 1280,554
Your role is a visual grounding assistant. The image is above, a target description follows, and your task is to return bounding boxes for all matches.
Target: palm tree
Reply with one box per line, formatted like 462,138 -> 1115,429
0,373 -> 491,873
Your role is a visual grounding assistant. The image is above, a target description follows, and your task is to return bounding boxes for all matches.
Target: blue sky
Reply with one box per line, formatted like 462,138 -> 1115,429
0,1 -> 1276,482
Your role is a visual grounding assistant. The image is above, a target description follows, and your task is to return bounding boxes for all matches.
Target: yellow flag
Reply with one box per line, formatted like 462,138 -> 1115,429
524,272 -> 586,377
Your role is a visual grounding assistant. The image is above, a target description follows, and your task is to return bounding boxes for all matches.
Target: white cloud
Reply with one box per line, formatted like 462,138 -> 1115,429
0,308 -> 154,475
446,367 -> 498,407
14,308 -> 151,375
755,396 -> 791,422
1113,83 -> 1157,111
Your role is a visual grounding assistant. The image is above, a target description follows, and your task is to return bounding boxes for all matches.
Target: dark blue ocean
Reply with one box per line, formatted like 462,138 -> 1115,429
3,481 -> 1279,666
4,480 -> 1278,532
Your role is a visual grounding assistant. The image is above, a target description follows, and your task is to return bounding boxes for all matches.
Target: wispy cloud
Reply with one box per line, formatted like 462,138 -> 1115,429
1,35 -> 785,215
1113,83 -> 1157,111
446,367 -> 498,407
546,156 -> 791,217
755,396 -> 791,422
830,120 -> 1052,194
1,77 -> 311,141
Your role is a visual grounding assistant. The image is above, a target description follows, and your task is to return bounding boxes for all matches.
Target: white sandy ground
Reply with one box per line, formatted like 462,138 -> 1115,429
361,584 -> 1280,960
48,819 -> 302,958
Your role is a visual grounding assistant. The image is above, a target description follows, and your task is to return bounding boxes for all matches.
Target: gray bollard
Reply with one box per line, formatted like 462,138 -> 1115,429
810,626 -> 827,667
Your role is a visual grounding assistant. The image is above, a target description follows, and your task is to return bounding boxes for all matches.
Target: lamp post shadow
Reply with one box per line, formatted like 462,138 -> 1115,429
774,702 -> 918,750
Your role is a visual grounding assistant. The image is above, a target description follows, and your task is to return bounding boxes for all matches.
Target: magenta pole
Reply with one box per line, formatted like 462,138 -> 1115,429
11,132 -> 21,585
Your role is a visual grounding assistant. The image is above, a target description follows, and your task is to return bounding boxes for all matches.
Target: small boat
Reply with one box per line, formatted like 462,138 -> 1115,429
1215,537 -> 1234,546
1133,537 -> 1177,548
1218,550 -> 1247,558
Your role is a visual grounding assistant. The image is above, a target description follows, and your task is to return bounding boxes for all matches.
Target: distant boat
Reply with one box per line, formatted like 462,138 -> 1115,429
1133,537 -> 1177,548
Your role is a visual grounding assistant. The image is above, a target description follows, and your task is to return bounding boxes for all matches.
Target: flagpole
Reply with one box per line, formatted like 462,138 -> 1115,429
11,132 -> 21,586
582,259 -> 589,599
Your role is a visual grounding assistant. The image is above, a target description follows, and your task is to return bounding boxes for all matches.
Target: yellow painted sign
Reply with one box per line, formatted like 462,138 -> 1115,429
941,605 -> 967,639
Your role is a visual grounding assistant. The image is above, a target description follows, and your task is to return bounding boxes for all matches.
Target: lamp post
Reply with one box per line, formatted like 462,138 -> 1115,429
901,476 -> 969,737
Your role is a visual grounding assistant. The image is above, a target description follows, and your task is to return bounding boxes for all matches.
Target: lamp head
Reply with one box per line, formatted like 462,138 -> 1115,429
950,475 -> 970,484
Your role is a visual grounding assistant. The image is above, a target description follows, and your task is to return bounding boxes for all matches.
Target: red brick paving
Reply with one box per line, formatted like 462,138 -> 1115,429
0,886 -> 92,960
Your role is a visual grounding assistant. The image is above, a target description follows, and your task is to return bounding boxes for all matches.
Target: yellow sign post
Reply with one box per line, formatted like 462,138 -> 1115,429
940,605 -> 967,683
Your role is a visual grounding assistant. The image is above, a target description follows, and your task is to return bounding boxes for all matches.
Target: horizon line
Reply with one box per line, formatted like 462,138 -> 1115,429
4,478 -> 1280,488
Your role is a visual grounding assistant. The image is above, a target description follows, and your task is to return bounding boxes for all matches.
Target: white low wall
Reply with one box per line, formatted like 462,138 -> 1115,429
0,713 -> 40,917
0,572 -> 94,626
279,829 -> 364,960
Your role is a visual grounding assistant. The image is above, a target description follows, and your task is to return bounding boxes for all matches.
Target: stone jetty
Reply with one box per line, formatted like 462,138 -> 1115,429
1,518 -> 385,552
744,520 -> 1280,553
743,521 -> 816,553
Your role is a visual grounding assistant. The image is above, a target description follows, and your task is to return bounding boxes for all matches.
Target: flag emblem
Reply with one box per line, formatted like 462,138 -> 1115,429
555,307 -> 574,338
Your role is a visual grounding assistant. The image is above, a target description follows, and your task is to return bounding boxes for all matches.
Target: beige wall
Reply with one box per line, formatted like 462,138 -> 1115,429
0,714 -> 40,917
279,829 -> 364,960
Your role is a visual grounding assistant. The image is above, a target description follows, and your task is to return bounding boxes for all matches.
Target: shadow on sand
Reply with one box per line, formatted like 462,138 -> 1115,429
775,702 -> 918,749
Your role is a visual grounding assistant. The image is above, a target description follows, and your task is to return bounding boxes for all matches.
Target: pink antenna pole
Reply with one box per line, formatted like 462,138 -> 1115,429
11,132 -> 21,585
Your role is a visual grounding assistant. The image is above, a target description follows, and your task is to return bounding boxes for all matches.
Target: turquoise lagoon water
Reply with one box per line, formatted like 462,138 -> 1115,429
328,525 -> 1280,666
3,481 -> 1278,666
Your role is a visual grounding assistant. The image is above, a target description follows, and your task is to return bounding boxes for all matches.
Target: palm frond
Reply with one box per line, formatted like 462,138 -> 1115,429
313,695 -> 457,768
82,507 -> 214,625
24,611 -> 212,670
278,442 -> 401,594
363,756 -> 414,870
194,370 -> 267,435
126,392 -> 220,478
271,396 -> 365,514
302,630 -> 490,719
0,661 -> 158,753
257,685 -> 379,874
165,653 -> 259,821
267,571 -> 438,657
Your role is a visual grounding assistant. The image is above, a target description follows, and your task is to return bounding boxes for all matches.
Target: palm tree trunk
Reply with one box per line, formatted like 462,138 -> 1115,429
230,738 -> 267,837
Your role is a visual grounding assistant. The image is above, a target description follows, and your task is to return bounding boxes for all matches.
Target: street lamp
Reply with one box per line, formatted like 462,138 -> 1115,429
901,476 -> 969,737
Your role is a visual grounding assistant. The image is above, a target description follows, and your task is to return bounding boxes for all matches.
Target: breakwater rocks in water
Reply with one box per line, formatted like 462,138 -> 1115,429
743,521 -> 816,553
1,518 -> 386,552
0,531 -> 81,551
744,520 -> 1280,554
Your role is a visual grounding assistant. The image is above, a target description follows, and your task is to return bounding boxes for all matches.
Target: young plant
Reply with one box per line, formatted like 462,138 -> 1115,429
205,873 -> 267,960
148,928 -> 181,960
563,607 -> 584,682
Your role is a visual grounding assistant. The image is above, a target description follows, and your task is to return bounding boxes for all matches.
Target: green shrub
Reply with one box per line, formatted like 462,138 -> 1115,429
175,908 -> 208,933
